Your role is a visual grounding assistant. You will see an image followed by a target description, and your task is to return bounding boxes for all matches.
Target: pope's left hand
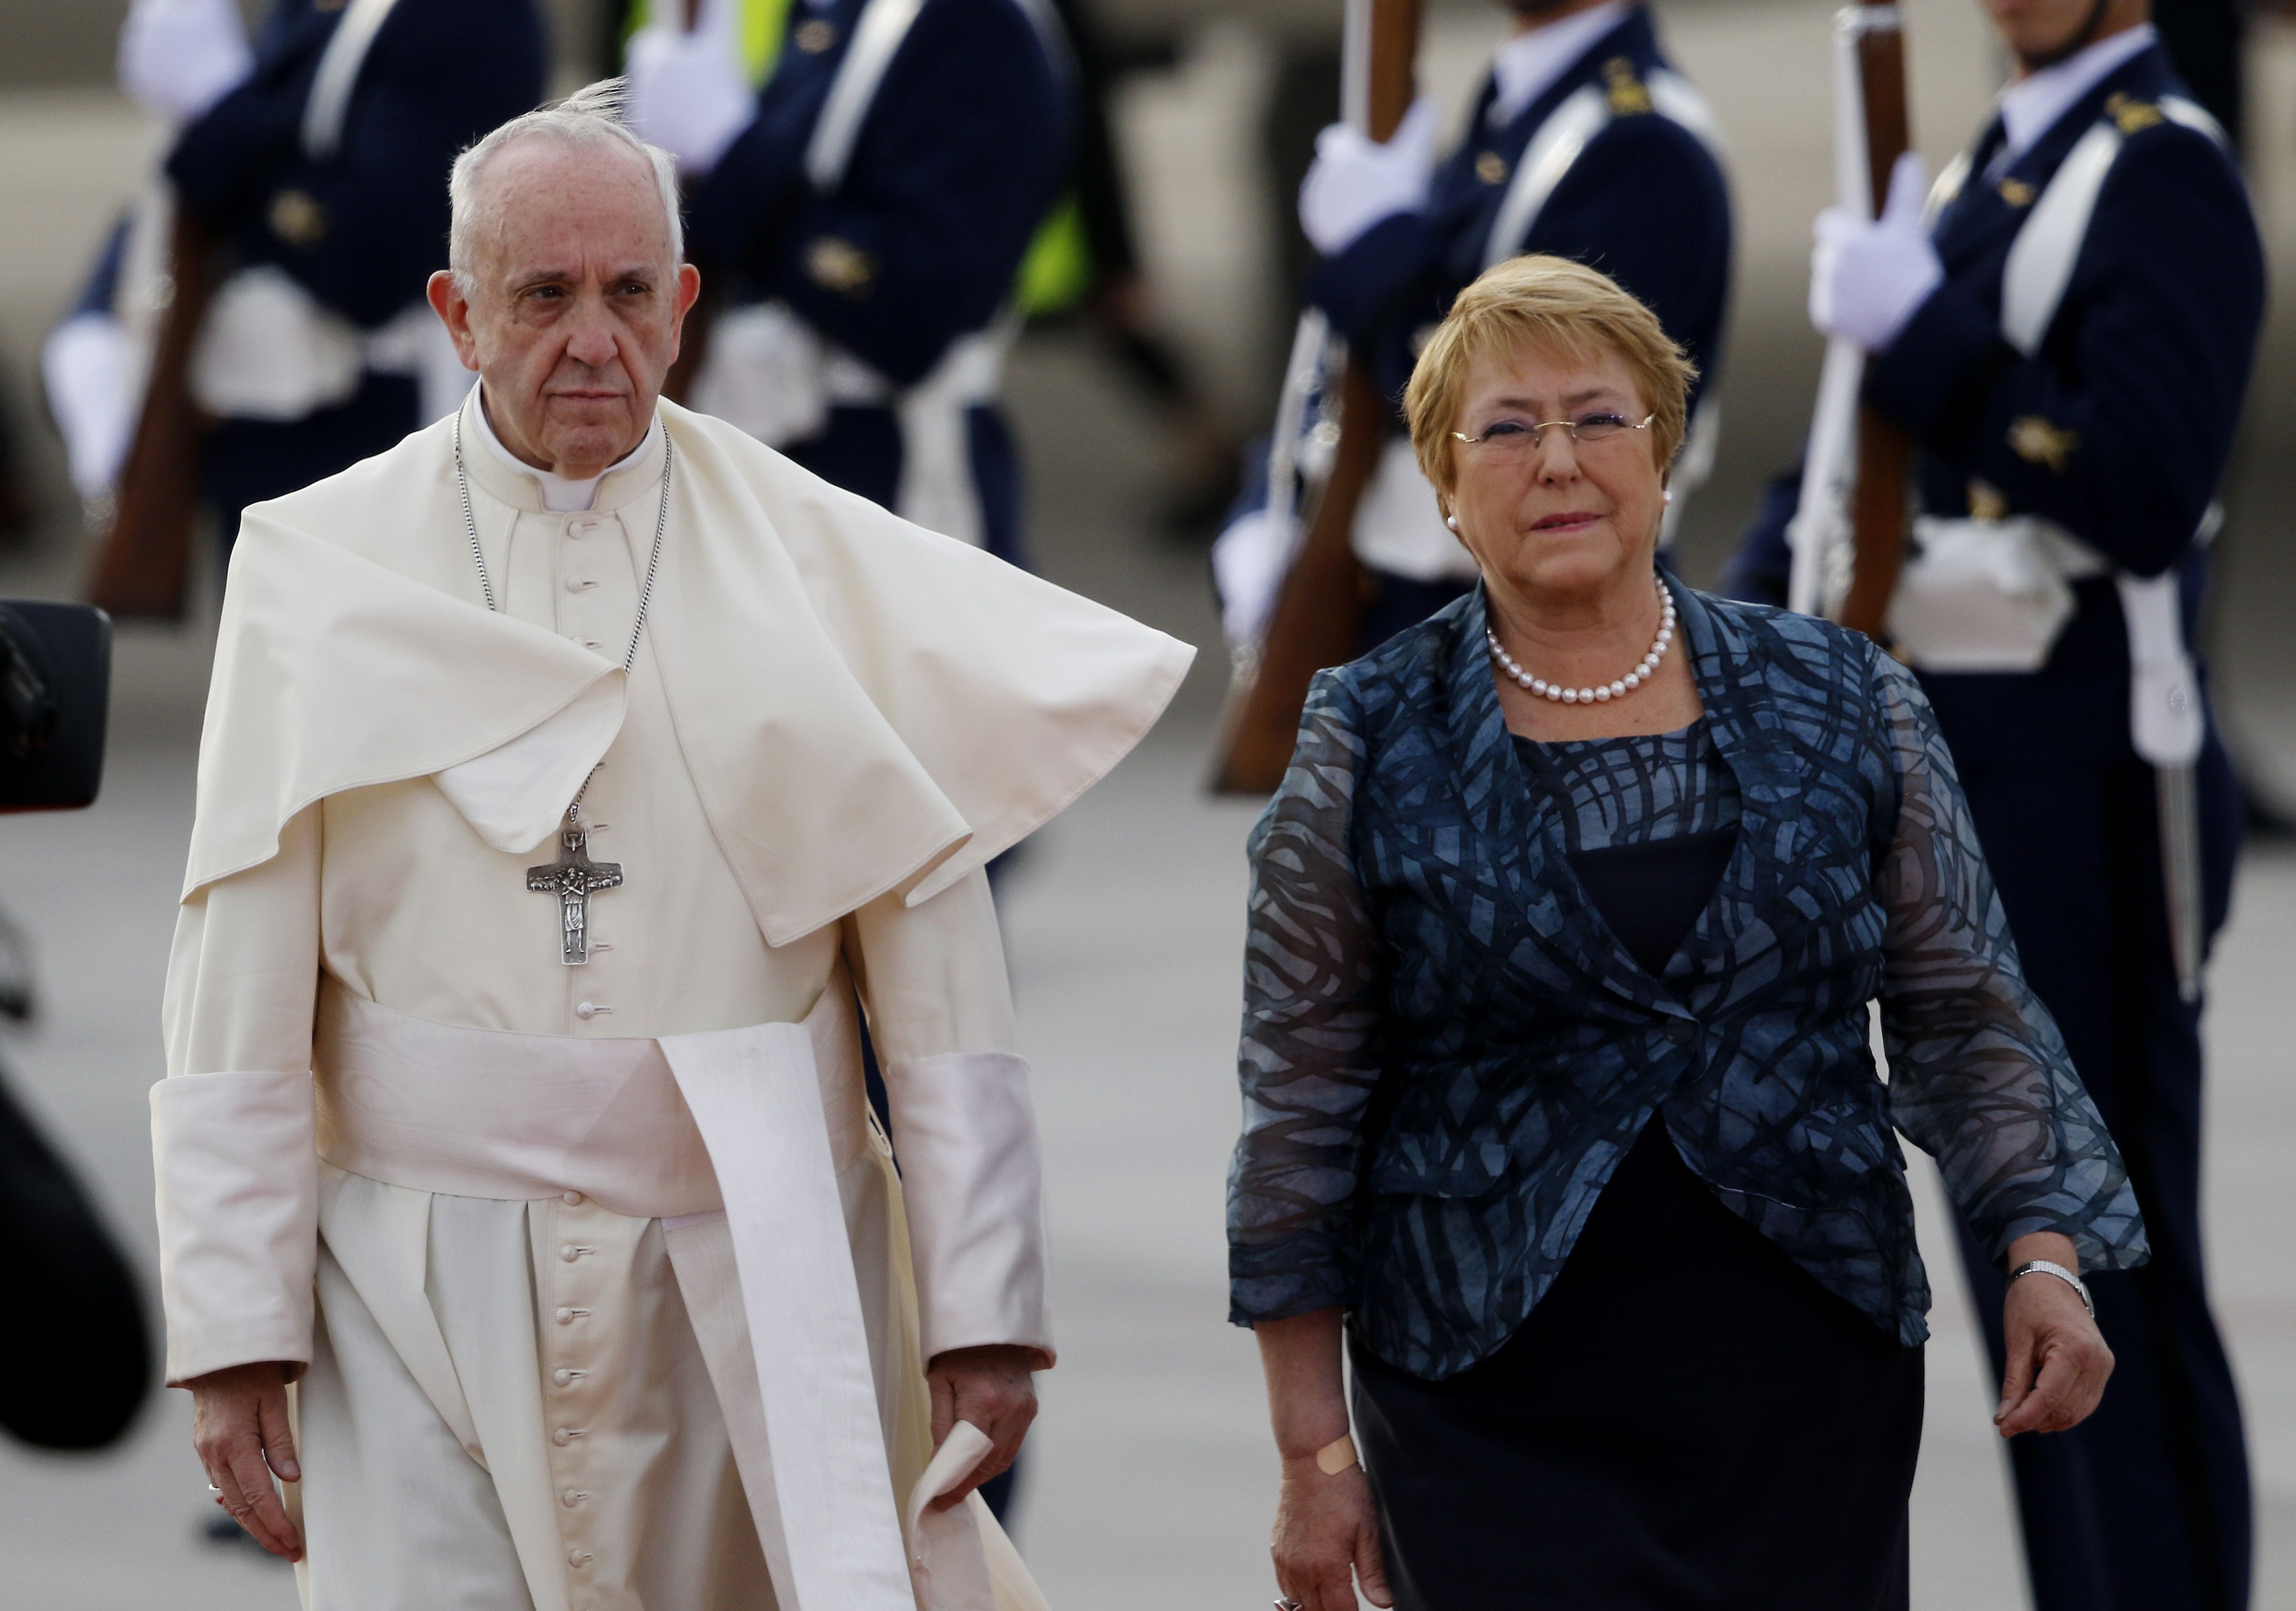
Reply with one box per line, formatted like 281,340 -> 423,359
1810,150 -> 1943,353
925,1344 -> 1040,1512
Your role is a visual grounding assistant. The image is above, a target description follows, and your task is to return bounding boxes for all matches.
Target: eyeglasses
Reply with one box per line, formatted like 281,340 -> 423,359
1451,411 -> 1656,459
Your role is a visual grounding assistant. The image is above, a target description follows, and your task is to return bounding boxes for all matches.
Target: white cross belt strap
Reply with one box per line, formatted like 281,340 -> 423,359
302,0 -> 403,162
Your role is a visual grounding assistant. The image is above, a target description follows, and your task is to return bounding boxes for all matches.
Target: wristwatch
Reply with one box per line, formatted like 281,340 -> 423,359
2008,1258 -> 2094,1318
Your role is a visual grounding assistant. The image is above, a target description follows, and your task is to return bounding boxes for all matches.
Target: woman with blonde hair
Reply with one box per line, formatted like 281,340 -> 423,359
1227,255 -> 2140,1609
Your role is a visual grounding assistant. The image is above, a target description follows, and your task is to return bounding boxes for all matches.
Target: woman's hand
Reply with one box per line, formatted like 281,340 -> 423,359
1254,1309 -> 1392,1609
1273,1457 -> 1391,1611
1995,1234 -> 2115,1437
924,1344 -> 1040,1512
188,1360 -> 302,1561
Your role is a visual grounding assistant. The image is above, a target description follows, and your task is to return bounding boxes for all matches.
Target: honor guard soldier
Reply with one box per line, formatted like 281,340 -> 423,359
1724,2 -> 2262,1605
51,0 -> 546,545
1223,0 -> 1731,653
625,0 -> 1072,566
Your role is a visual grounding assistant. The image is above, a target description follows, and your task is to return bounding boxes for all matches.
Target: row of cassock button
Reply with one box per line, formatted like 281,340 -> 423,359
549,1190 -> 602,1578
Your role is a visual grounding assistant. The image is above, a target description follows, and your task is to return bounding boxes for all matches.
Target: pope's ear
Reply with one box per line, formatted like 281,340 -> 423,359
427,271 -> 481,372
675,262 -> 702,318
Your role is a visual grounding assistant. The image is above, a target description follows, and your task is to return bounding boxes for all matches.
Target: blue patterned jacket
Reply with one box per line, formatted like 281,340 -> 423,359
1227,582 -> 2146,1378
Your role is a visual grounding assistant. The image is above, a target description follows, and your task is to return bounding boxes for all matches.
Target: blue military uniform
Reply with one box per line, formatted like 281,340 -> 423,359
1308,4 -> 1730,647
1725,40 -> 2261,1611
160,0 -> 546,533
684,0 -> 1071,567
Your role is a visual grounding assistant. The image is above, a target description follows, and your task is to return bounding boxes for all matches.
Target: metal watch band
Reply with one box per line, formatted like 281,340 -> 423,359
2008,1258 -> 2095,1317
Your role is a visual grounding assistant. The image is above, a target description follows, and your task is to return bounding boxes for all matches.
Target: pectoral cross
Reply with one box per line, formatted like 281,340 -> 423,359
527,812 -> 622,965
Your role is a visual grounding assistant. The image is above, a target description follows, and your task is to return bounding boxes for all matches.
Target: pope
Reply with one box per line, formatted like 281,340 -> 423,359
154,81 -> 1190,1606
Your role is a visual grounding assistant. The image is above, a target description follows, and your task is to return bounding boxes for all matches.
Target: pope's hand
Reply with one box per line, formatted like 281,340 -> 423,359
118,0 -> 253,125
624,24 -> 756,178
924,1344 -> 1039,1512
188,1360 -> 303,1562
1809,150 -> 1943,354
1298,98 -> 1441,257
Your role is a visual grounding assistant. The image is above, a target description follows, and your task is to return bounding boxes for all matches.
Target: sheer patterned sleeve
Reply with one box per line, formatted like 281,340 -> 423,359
1872,653 -> 2148,1271
1228,674 -> 1387,1325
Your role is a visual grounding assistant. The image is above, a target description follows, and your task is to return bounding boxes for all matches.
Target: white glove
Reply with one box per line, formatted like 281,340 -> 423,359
42,313 -> 141,502
118,0 -> 253,125
1298,98 -> 1440,257
1810,150 -> 1943,354
624,22 -> 756,178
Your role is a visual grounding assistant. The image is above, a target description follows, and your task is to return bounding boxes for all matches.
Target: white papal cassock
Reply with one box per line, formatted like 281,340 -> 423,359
152,392 -> 1193,1610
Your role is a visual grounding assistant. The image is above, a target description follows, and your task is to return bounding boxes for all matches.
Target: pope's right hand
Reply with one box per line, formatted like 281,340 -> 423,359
1297,98 -> 1441,257
188,1360 -> 303,1563
624,24 -> 757,178
118,0 -> 253,125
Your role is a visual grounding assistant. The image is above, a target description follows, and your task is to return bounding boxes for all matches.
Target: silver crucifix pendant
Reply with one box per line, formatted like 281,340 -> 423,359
526,813 -> 623,965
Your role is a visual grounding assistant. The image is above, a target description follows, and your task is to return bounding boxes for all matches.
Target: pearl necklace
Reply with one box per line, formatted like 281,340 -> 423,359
1485,578 -> 1676,705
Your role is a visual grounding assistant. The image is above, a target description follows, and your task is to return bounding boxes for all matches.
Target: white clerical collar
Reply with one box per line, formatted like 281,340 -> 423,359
1997,24 -> 2156,163
1489,1 -> 1631,127
470,385 -> 661,513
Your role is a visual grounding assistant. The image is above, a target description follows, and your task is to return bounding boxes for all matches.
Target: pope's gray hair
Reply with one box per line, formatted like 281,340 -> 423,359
447,79 -> 684,293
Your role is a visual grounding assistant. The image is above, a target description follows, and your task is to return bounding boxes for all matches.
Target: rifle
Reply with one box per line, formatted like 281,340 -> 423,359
1787,0 -> 1912,639
1208,0 -> 1420,797
86,203 -> 215,622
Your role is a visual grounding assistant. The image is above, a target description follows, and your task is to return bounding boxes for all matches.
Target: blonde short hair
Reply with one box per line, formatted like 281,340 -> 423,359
1404,255 -> 1697,496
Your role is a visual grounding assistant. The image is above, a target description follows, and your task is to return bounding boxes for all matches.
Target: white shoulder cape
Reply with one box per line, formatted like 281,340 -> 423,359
185,399 -> 1194,943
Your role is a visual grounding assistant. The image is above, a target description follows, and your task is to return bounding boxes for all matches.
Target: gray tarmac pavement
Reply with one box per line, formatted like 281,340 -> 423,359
1,8 -> 2292,1603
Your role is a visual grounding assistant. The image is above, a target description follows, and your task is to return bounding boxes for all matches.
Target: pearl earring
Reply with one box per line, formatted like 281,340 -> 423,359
1445,513 -> 1460,531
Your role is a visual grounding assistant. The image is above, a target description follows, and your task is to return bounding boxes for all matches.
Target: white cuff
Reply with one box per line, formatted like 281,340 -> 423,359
151,1069 -> 318,1385
885,1052 -> 1051,1366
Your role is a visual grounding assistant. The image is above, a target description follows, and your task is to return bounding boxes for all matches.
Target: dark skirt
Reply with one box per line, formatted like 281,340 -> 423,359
1350,1119 -> 1924,1611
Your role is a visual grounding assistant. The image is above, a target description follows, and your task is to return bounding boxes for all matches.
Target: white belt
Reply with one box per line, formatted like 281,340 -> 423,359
1889,513 -> 2205,769
311,975 -> 979,1610
190,267 -> 466,426
691,302 -> 1009,547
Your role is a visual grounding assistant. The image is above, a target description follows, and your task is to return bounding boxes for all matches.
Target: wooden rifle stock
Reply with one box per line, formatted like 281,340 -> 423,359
87,206 -> 215,622
1840,0 -> 1911,640
1210,0 -> 1421,795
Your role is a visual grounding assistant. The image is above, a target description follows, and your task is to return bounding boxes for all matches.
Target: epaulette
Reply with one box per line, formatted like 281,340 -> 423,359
1603,58 -> 1652,116
2105,92 -> 2165,136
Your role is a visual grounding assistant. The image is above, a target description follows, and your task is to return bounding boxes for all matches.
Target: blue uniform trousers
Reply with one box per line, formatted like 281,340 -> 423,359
1940,716 -> 2251,1611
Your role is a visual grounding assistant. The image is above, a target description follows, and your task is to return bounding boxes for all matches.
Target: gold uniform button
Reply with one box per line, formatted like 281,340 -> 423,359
1474,150 -> 1508,185
268,189 -> 328,248
1997,178 -> 2036,207
795,17 -> 837,52
804,236 -> 876,298
2008,415 -> 2079,473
